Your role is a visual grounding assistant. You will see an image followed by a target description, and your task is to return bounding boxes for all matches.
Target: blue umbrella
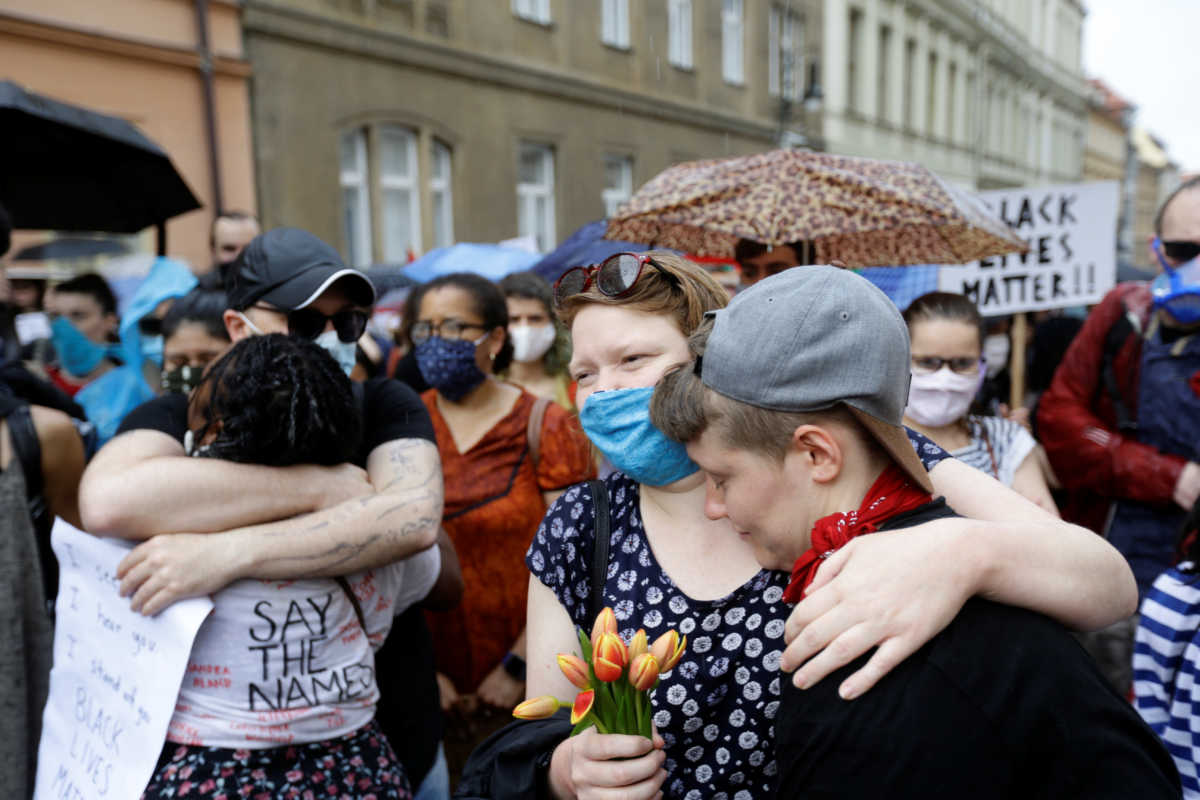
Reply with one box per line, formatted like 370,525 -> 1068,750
403,243 -> 541,283
530,220 -> 662,284
854,265 -> 942,312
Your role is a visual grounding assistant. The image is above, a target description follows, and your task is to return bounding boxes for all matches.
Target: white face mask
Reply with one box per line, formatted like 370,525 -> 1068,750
982,334 -> 1010,379
314,329 -> 358,375
508,323 -> 557,364
905,365 -> 982,427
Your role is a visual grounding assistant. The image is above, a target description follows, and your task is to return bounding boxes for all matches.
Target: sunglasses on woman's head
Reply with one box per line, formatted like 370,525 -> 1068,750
554,253 -> 678,307
253,304 -> 369,343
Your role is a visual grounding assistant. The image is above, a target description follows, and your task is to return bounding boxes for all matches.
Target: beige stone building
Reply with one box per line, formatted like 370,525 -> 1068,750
242,0 -> 825,265
0,0 -> 256,270
1081,78 -> 1133,269
818,0 -> 1089,190
1129,127 -> 1180,273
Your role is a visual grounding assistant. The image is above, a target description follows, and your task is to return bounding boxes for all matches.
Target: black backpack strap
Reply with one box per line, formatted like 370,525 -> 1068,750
1100,312 -> 1138,435
335,576 -> 368,632
0,391 -> 56,609
588,479 -> 610,623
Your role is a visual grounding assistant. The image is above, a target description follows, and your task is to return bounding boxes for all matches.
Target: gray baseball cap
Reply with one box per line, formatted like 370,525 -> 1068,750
700,265 -> 932,493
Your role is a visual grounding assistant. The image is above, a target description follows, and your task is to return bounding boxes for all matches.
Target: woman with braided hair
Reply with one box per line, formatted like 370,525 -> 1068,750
139,334 -> 439,800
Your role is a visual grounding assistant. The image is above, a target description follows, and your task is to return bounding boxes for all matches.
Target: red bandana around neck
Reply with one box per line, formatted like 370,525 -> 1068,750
782,464 -> 933,604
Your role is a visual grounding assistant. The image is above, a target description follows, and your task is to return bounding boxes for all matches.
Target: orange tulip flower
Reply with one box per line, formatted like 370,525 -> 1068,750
570,689 -> 596,725
650,629 -> 687,672
513,695 -> 561,720
593,655 -> 623,682
629,629 -> 649,660
595,632 -> 628,669
591,606 -> 618,650
628,652 -> 660,691
557,653 -> 590,690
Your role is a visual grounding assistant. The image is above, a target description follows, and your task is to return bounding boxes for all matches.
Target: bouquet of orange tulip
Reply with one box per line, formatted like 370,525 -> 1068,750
513,606 -> 687,738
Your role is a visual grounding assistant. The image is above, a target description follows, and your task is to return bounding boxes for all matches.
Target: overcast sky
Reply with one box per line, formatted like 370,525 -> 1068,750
1083,0 -> 1200,174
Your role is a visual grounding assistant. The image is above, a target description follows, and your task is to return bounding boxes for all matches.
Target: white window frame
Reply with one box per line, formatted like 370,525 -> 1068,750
602,154 -> 633,218
378,125 -> 422,262
339,129 -> 372,268
430,140 -> 454,249
769,6 -> 802,100
668,0 -> 693,69
513,0 -> 550,25
601,0 -> 630,48
722,0 -> 744,85
517,142 -> 556,252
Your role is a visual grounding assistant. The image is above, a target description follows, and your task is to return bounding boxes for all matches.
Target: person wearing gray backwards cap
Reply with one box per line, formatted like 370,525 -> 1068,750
77,228 -> 443,787
650,267 -> 1179,799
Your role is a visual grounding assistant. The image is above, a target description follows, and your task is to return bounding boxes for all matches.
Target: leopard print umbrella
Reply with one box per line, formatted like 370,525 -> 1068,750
605,149 -> 1027,267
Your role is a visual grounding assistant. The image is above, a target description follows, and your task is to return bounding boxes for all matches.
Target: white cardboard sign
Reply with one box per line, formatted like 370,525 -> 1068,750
34,521 -> 213,800
939,181 -> 1121,315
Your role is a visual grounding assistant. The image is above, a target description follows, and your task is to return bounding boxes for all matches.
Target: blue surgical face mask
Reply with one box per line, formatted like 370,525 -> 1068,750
140,333 -> 165,368
1152,239 -> 1200,326
415,335 -> 488,401
578,386 -> 699,486
315,329 -> 357,376
50,316 -> 115,376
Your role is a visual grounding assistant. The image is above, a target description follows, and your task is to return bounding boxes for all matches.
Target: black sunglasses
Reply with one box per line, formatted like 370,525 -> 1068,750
254,304 -> 368,343
1162,240 -> 1200,264
554,252 -> 677,307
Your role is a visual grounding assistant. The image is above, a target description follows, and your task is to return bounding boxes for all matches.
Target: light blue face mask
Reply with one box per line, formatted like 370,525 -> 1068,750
315,329 -> 358,376
50,316 -> 117,376
579,386 -> 699,486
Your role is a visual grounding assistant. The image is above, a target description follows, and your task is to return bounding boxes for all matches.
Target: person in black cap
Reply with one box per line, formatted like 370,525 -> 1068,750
78,225 -> 442,614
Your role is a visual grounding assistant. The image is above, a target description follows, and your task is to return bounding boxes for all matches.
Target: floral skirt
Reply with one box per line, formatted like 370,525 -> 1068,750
140,719 -> 411,800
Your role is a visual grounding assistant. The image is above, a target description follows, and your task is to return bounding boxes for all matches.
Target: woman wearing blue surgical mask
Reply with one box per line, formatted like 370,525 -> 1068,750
902,292 -> 1058,513
43,273 -> 121,396
409,273 -> 594,766
510,254 -> 1133,800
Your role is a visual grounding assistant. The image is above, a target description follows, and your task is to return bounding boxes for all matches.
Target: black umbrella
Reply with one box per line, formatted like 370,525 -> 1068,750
366,264 -> 421,294
13,236 -> 129,261
0,81 -> 201,251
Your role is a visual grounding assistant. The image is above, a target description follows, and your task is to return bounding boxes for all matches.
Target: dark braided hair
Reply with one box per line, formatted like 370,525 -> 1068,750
189,334 -> 361,466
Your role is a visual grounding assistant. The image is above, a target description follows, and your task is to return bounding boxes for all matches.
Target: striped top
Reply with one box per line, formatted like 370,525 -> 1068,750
1134,564 -> 1200,798
951,415 -> 1037,487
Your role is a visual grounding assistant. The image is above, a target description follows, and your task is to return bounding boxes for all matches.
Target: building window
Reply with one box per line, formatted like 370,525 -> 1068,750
946,61 -> 957,142
517,142 -> 556,251
513,0 -> 550,25
848,8 -> 864,113
338,126 -> 453,265
877,24 -> 891,121
339,129 -> 372,268
431,140 -> 454,249
668,0 -> 692,69
926,51 -> 938,137
602,154 -> 633,218
722,0 -> 744,85
379,126 -> 421,262
902,38 -> 916,130
769,5 -> 802,100
601,0 -> 629,48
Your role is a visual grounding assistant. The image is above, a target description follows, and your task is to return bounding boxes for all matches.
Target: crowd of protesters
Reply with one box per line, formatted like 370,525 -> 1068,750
1,175 -> 1200,800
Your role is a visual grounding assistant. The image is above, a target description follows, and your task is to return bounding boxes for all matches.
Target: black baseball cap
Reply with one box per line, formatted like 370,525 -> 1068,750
226,227 -> 375,311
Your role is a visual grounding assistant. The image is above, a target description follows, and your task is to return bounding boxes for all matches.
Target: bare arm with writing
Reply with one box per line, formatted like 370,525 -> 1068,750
117,438 -> 444,615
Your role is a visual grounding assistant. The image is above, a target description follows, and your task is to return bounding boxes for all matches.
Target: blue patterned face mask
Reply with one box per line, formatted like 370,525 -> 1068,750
50,316 -> 116,376
414,335 -> 488,401
579,386 -> 699,486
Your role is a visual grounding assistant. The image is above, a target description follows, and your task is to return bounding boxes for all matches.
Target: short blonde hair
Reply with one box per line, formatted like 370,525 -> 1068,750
555,251 -> 729,337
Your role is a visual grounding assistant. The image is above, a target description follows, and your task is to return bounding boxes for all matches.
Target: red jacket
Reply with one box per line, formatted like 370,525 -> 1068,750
1036,282 -> 1187,533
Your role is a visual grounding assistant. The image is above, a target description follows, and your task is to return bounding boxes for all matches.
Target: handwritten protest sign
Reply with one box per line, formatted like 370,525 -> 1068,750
35,521 -> 212,800
939,181 -> 1120,315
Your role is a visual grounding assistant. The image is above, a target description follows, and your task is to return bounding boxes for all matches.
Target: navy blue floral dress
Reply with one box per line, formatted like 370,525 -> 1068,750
525,430 -> 947,800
